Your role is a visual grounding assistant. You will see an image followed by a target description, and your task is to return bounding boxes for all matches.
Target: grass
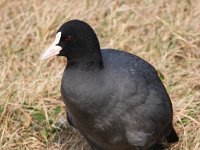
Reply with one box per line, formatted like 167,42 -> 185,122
0,0 -> 200,149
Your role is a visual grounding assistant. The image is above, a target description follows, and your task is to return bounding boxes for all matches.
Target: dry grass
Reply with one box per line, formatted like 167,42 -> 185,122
0,0 -> 200,149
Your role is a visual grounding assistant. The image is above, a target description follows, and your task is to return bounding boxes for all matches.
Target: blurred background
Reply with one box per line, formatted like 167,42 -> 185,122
0,0 -> 200,149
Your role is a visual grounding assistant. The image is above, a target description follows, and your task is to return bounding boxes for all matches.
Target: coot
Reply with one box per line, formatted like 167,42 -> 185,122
41,20 -> 178,150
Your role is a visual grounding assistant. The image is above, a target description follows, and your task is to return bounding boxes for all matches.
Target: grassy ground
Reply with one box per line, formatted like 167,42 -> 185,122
0,0 -> 200,149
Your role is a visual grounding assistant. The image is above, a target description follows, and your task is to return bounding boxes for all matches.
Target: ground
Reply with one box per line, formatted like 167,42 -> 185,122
0,0 -> 200,149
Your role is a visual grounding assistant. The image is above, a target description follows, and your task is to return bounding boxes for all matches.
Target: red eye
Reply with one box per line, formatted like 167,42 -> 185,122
65,35 -> 72,41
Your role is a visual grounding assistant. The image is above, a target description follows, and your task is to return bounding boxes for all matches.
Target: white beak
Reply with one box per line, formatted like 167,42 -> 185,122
40,32 -> 62,60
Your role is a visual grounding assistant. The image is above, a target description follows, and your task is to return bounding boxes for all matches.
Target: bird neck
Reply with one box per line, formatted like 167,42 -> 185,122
66,50 -> 104,70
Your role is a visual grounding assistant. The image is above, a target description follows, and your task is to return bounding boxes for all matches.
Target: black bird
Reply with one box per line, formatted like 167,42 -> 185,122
41,20 -> 178,150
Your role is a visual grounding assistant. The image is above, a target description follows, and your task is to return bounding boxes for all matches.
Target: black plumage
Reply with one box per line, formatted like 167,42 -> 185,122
41,20 -> 178,150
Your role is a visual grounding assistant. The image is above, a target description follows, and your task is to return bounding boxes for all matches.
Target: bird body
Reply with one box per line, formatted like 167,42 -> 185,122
61,49 -> 174,149
41,20 -> 178,150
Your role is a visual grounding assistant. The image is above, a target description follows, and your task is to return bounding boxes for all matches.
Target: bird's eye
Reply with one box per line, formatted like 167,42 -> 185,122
65,35 -> 72,41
